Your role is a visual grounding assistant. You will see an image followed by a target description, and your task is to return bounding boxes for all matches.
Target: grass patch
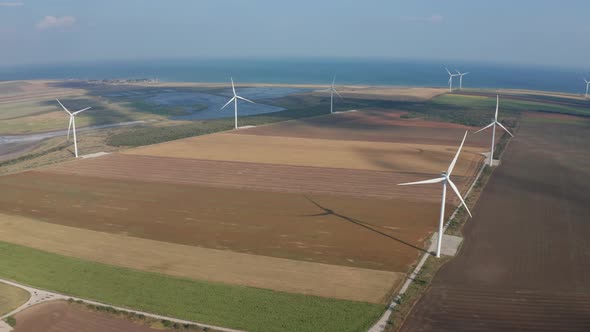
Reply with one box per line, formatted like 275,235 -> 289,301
0,241 -> 383,332
0,283 -> 30,316
3,316 -> 16,327
395,93 -> 586,127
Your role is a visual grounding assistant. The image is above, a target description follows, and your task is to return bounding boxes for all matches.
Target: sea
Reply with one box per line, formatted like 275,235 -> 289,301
0,58 -> 587,95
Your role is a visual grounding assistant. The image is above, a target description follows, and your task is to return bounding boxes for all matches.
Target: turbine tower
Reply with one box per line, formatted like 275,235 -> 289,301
474,95 -> 514,166
220,77 -> 255,129
584,78 -> 590,99
455,69 -> 470,89
398,131 -> 472,258
57,98 -> 91,158
445,68 -> 459,92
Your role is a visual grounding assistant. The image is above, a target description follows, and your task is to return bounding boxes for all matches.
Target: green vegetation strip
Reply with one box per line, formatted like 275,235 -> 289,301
0,241 -> 383,332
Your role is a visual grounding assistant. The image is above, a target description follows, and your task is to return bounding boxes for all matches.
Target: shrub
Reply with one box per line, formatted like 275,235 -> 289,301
4,316 -> 16,327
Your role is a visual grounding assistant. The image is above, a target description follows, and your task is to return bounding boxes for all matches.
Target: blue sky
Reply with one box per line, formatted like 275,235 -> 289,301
0,0 -> 588,68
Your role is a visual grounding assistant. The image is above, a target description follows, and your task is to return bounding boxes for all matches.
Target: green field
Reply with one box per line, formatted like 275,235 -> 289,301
0,282 -> 30,316
0,100 -> 57,120
0,241 -> 384,332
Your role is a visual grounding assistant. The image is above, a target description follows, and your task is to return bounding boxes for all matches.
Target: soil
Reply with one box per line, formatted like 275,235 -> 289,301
12,301 -> 171,332
123,132 -> 484,176
42,154 -> 475,203
0,171 -> 445,272
0,213 -> 401,303
235,109 -> 492,148
400,113 -> 590,331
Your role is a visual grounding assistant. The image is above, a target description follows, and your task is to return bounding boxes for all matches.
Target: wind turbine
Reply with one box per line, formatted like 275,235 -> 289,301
220,77 -> 255,129
584,78 -> 590,98
327,76 -> 342,114
398,131 -> 472,258
56,98 -> 91,158
474,95 -> 514,166
455,69 -> 470,89
445,68 -> 459,92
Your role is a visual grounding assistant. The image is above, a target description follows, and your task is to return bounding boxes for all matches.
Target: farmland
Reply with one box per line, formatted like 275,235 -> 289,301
0,81 -> 508,331
399,113 -> 590,331
0,242 -> 383,332
0,283 -> 29,316
11,301 -> 174,332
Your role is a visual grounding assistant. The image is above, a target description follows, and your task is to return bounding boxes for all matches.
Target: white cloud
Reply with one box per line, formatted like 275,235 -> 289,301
36,16 -> 76,30
401,14 -> 444,24
0,2 -> 24,7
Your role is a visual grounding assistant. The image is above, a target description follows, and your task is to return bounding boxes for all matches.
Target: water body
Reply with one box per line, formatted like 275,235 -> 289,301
144,89 -> 293,121
1,58 -> 588,94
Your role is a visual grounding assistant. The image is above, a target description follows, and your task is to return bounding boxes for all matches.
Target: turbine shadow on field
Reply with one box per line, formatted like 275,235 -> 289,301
302,195 -> 427,254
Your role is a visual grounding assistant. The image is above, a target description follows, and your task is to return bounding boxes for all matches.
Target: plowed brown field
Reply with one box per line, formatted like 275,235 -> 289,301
400,114 -> 590,331
0,171 -> 449,272
12,301 -> 172,332
234,109 -> 492,148
123,133 -> 484,176
42,154 -> 474,202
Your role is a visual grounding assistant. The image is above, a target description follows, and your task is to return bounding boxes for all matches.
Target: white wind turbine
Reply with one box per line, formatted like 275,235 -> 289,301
455,69 -> 470,89
220,77 -> 255,129
398,131 -> 472,258
584,78 -> 590,98
445,68 -> 459,92
474,95 -> 514,166
57,98 -> 91,158
327,76 -> 342,114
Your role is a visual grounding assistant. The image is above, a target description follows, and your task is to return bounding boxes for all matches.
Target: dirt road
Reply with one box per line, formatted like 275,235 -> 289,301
400,114 -> 590,331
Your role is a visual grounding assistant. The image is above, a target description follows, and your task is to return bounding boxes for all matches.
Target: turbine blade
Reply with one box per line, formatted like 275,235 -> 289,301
455,69 -> 461,75
332,75 -> 336,87
474,122 -> 494,134
445,67 -> 451,75
333,88 -> 343,99
495,121 -> 514,137
236,95 -> 255,104
56,98 -> 72,115
398,177 -> 445,186
220,97 -> 235,110
448,179 -> 472,217
447,131 -> 468,176
231,77 -> 236,96
463,72 -> 470,75
73,107 -> 91,115
495,95 -> 499,121
67,116 -> 72,139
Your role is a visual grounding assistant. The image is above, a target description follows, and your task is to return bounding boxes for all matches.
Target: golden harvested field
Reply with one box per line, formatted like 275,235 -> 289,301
0,282 -> 30,316
124,132 -> 483,177
0,213 -> 401,303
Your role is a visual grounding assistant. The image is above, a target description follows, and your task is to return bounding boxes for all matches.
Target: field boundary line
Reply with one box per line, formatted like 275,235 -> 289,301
0,278 -> 245,332
368,159 -> 487,332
